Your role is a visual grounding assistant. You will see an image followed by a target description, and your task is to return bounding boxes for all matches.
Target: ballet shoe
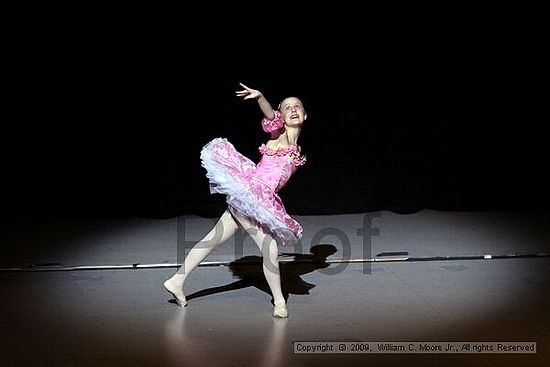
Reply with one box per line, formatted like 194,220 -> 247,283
273,302 -> 288,318
163,278 -> 187,307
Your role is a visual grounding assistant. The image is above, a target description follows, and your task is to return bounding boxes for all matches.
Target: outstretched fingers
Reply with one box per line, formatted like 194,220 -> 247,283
235,82 -> 261,100
235,82 -> 250,97
238,82 -> 250,90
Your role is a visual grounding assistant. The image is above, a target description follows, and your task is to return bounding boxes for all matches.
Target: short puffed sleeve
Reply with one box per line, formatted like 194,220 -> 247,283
261,110 -> 284,132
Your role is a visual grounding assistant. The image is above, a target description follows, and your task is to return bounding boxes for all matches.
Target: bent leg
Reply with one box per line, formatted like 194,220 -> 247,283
231,210 -> 288,317
175,208 -> 239,276
164,209 -> 240,306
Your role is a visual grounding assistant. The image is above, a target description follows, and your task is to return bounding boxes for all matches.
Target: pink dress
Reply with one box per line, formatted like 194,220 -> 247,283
199,112 -> 306,245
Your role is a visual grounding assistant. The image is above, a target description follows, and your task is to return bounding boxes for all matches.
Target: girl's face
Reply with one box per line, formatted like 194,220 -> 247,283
279,97 -> 307,126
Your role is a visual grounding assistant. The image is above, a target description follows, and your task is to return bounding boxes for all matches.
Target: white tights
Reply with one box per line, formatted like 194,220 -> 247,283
167,208 -> 286,308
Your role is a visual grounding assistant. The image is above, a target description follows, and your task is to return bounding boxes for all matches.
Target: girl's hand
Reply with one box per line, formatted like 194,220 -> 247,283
235,82 -> 263,100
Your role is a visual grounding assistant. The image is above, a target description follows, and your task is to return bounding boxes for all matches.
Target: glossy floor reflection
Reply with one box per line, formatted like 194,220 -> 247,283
1,210 -> 549,366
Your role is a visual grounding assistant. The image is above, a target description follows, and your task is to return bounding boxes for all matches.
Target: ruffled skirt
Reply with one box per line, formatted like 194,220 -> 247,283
200,138 -> 302,245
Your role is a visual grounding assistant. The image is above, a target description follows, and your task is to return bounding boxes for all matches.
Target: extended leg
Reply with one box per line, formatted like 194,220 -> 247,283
163,209 -> 239,306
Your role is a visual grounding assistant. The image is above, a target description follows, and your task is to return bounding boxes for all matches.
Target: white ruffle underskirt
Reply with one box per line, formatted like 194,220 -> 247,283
200,138 -> 300,245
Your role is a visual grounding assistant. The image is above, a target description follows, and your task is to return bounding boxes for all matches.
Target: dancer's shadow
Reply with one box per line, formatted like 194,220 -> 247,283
186,244 -> 337,304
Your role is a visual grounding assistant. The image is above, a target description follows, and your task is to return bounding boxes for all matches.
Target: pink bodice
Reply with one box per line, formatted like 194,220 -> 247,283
255,144 -> 306,192
200,137 -> 306,245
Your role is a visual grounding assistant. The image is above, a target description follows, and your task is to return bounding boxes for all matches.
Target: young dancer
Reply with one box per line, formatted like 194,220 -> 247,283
163,83 -> 307,318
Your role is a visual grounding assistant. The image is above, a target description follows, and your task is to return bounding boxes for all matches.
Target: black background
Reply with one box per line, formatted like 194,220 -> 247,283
2,22 -> 548,220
